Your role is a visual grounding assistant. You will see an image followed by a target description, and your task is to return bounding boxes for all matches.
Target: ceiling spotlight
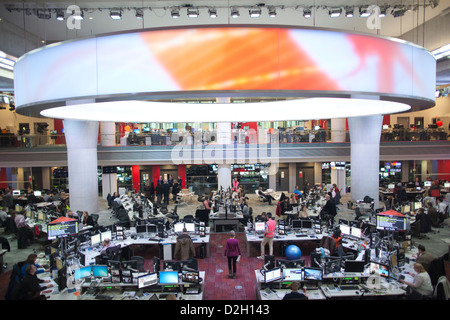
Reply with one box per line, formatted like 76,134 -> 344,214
231,8 -> 240,18
171,8 -> 180,18
187,8 -> 199,18
56,9 -> 64,21
303,8 -> 312,18
379,7 -> 388,17
110,9 -> 122,20
135,8 -> 144,19
249,7 -> 261,18
268,7 -> 277,18
392,7 -> 407,18
208,8 -> 217,18
359,6 -> 371,17
345,7 -> 354,18
329,8 -> 342,18
36,9 -> 51,19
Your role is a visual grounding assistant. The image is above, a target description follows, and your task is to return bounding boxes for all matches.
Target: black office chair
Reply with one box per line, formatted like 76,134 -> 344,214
183,215 -> 194,223
105,245 -> 122,261
91,214 -> 100,227
130,256 -> 146,272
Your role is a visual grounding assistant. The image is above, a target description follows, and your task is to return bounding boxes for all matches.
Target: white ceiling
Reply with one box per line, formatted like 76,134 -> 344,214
0,0 -> 448,44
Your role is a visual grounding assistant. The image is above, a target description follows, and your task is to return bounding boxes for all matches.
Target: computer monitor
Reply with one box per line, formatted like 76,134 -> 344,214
291,220 -> 302,229
174,222 -> 184,233
185,223 -> 195,233
164,260 -> 182,272
388,184 -> 395,189
121,260 -> 138,271
424,181 -> 432,187
376,214 -> 407,232
324,257 -> 342,274
147,224 -> 157,234
413,202 -> 422,210
303,267 -> 323,281
301,219 -> 313,229
340,224 -> 351,236
264,268 -> 281,283
33,191 -> 42,197
92,265 -> 108,277
276,258 -> 305,269
47,220 -> 79,240
344,260 -> 365,273
181,270 -> 200,284
401,204 -> 411,214
12,190 -> 20,196
350,226 -> 362,239
137,273 -> 158,288
136,225 -> 147,234
445,182 -> 450,188
74,266 -> 91,281
282,268 -> 304,281
91,233 -> 101,246
101,230 -> 112,241
159,271 -> 179,284
37,212 -> 46,222
369,261 -> 390,278
255,222 -> 265,232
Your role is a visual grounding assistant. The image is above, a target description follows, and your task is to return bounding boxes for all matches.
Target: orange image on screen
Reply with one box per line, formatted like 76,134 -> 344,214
139,28 -> 341,92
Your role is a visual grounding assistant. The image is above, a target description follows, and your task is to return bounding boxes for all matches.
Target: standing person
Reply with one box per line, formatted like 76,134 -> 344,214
224,230 -> 241,279
171,180 -> 180,203
162,179 -> 171,205
156,181 -> 163,206
258,212 -> 276,259
232,177 -> 239,192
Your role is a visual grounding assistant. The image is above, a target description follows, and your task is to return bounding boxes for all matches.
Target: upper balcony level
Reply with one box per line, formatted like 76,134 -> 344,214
0,128 -> 449,168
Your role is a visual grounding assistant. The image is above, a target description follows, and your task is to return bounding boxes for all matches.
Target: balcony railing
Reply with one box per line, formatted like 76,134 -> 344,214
0,128 -> 448,149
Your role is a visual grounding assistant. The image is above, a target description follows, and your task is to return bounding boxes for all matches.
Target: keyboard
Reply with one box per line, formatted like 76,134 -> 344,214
296,234 -> 307,237
339,285 -> 360,291
95,294 -> 113,300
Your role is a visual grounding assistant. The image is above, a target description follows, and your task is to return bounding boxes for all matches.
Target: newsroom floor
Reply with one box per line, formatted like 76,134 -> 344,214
0,193 -> 449,300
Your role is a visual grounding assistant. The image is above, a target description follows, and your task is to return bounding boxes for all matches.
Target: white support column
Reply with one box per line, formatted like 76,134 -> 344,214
348,114 -> 383,209
331,118 -> 347,143
63,115 -> 99,214
100,122 -> 116,147
216,97 -> 232,191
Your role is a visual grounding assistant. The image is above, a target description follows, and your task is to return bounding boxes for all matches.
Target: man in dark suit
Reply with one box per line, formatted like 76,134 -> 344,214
18,264 -> 52,300
320,194 -> 337,227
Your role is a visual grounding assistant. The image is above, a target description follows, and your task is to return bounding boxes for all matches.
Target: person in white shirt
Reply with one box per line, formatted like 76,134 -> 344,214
400,263 -> 434,296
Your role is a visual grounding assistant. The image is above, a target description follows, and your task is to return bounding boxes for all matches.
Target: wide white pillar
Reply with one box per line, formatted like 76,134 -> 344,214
331,118 -> 347,143
348,114 -> 383,209
64,118 -> 99,214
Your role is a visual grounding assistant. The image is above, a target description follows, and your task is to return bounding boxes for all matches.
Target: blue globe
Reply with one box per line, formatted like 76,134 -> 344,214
285,245 -> 302,260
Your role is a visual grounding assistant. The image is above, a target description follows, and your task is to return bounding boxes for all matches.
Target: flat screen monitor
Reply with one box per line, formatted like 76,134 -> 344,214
33,191 -> 42,197
388,184 -> 395,189
147,224 -> 157,234
344,260 -> 365,273
47,220 -> 79,240
303,267 -> 323,281
136,225 -> 147,233
376,214 -> 407,232
291,220 -> 302,229
185,223 -> 195,233
301,219 -> 313,229
159,271 -> 179,284
350,227 -> 362,239
401,205 -> 410,214
74,266 -> 91,280
92,265 -> 108,277
12,190 -> 20,196
90,233 -> 101,246
174,223 -> 184,233
37,212 -> 46,222
413,202 -> 422,210
445,182 -> 450,188
340,224 -> 351,236
181,270 -> 200,284
138,273 -> 158,288
282,268 -> 304,281
264,268 -> 281,283
101,230 -> 112,241
369,261 -> 390,278
424,181 -> 432,187
255,222 -> 265,232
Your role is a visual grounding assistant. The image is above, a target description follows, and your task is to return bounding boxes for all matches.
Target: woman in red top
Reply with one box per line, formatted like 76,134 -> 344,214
224,231 -> 241,278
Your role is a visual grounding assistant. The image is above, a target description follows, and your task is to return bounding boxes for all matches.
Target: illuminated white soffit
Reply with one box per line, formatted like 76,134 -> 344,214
40,98 -> 411,123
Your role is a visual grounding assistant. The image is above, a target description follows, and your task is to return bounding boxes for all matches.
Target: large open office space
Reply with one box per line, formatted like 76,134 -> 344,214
0,0 -> 449,308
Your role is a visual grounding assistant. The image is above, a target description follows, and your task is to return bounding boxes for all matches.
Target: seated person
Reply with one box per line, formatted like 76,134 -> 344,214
293,186 -> 303,199
399,263 -> 434,297
320,194 -> 337,226
100,238 -> 115,255
426,202 -> 440,227
414,245 -> 436,272
437,197 -> 448,223
20,254 -> 49,278
282,281 -> 308,300
18,265 -> 52,300
257,187 -> 275,205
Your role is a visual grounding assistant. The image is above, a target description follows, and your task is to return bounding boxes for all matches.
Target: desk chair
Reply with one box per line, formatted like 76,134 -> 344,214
256,190 -> 267,202
183,215 -> 194,223
91,214 -> 100,227
130,256 -> 146,272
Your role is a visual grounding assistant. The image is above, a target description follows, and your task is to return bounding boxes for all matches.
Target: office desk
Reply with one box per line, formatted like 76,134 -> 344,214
245,232 -> 322,257
210,214 -> 243,233
379,189 -> 425,202
81,234 -> 211,265
46,271 -> 205,300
